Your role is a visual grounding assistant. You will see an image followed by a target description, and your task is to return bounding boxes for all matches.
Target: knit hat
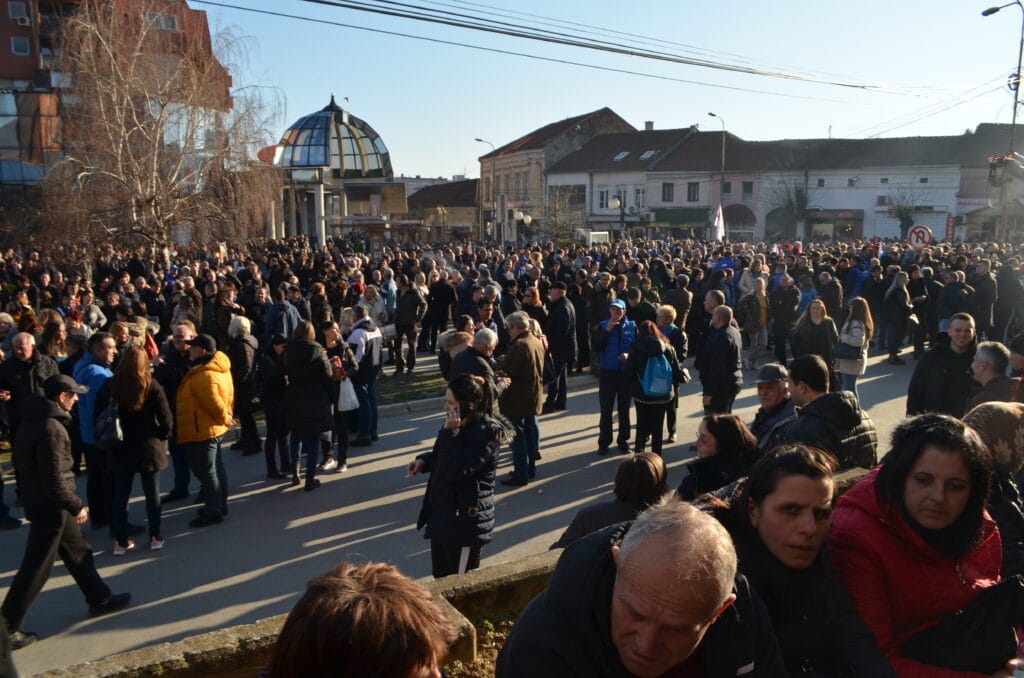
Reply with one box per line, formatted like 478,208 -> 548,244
963,401 -> 1024,476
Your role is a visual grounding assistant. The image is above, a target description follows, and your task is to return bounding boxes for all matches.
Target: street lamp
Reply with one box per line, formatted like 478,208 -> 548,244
475,137 -> 498,241
608,195 -> 625,235
513,209 -> 533,239
983,2 -> 1024,240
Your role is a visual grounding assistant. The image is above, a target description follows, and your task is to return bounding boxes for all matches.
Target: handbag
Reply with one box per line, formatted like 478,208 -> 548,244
95,398 -> 123,450
900,574 -> 1024,674
834,340 -> 862,360
337,377 -> 360,412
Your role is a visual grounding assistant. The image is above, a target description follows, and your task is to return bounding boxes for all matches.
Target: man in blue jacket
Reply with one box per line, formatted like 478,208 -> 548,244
72,333 -> 117,531
592,300 -> 635,455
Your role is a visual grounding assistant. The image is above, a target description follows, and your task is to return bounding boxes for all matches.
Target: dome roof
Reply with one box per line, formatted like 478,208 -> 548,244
275,95 -> 393,179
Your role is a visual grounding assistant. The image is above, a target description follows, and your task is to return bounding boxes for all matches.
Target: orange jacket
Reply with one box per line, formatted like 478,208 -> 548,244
176,351 -> 234,444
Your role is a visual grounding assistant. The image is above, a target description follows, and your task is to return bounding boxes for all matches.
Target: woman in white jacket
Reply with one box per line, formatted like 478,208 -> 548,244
835,297 -> 874,400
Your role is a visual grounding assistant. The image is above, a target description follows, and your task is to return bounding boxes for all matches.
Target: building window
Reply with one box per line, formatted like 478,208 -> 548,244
880,177 -> 889,184
613,151 -> 629,161
687,182 -> 699,202
816,178 -> 825,188
10,36 -> 28,56
920,177 -> 929,184
640,150 -> 657,160
483,177 -> 491,202
146,12 -> 178,31
847,178 -> 857,187
513,173 -> 521,199
742,181 -> 753,200
8,2 -> 27,19
721,181 -> 732,201
661,182 -> 674,203
634,187 -> 645,209
503,174 -> 510,196
598,189 -> 609,209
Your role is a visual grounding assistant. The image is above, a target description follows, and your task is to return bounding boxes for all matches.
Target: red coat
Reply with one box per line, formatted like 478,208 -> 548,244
828,468 -> 1002,678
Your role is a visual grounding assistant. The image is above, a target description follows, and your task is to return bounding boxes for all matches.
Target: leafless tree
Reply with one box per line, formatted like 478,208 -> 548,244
537,185 -> 585,243
763,146 -> 817,241
887,183 -> 932,241
39,0 -> 283,245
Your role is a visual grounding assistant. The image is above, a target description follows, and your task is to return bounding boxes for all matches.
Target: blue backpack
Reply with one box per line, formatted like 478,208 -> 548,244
639,351 -> 673,398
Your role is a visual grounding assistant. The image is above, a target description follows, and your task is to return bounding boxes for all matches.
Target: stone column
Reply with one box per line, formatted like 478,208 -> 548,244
314,182 -> 326,248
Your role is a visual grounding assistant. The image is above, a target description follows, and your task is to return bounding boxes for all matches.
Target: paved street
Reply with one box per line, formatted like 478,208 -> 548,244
3,351 -> 915,675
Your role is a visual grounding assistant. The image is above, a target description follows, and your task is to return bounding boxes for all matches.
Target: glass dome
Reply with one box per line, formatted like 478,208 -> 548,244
275,95 -> 393,179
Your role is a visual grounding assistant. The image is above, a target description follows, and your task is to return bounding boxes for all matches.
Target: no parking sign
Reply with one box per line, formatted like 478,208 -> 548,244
908,225 -> 933,250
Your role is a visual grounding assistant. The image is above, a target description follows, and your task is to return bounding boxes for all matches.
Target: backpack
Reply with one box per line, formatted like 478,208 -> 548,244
639,351 -> 673,398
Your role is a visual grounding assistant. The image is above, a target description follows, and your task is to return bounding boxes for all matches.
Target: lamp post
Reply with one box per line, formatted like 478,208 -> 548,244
608,195 -> 625,236
514,209 -> 533,239
982,2 -> 1024,240
475,137 -> 497,241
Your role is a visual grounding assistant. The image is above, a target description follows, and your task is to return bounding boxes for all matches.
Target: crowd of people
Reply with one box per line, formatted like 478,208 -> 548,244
3,233 -> 1024,675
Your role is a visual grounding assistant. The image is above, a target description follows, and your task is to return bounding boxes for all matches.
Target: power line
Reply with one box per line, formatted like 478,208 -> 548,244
192,0 -> 862,104
849,77 -> 1005,138
863,86 -> 1004,137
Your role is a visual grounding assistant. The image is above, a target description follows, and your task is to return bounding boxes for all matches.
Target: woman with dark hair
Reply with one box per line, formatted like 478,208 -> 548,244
828,414 -> 1017,676
677,414 -> 758,501
284,320 -> 333,492
521,286 -> 548,326
407,374 -> 513,578
308,282 -> 332,325
705,445 -> 894,677
260,334 -> 290,480
550,452 -> 667,549
625,320 -> 681,456
37,320 -> 68,363
96,345 -> 172,555
318,320 -> 356,473
212,286 -> 244,351
266,561 -> 457,678
836,296 -> 874,399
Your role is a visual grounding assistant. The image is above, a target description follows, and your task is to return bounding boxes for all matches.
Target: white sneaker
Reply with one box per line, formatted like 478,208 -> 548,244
149,537 -> 165,551
320,458 -> 338,472
339,463 -> 348,473
113,540 -> 135,556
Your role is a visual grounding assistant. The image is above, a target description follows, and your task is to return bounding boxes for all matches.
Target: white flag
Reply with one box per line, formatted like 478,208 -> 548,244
711,204 -> 725,242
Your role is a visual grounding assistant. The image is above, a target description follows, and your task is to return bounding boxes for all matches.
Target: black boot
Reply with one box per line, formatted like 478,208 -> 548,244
265,440 -> 286,479
291,463 -> 301,486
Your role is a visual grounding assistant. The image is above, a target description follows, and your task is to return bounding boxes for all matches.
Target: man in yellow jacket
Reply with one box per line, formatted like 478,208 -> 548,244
176,334 -> 234,528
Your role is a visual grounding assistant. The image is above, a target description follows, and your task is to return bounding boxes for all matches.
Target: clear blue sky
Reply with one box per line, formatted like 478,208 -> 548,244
199,0 -> 1016,178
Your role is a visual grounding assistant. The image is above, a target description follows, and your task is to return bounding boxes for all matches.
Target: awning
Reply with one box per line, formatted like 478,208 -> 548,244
967,201 -> 1024,218
652,207 -> 709,223
805,209 -> 864,220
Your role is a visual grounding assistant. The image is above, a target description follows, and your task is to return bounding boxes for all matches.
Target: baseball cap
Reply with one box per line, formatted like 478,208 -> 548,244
185,334 -> 217,353
44,374 -> 88,398
755,363 -> 789,384
610,299 -> 627,310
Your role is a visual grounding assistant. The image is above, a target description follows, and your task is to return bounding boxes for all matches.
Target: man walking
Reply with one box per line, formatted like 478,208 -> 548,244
696,306 -> 743,415
499,312 -> 545,487
176,335 -> 233,528
543,282 -> 577,413
2,375 -> 131,649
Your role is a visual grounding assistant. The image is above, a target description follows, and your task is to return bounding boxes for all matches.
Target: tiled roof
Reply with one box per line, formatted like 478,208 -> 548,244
407,178 -> 479,208
547,127 -> 699,173
479,107 -> 629,159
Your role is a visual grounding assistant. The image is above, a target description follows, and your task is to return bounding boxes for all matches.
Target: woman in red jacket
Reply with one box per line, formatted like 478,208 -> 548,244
828,414 -> 1018,677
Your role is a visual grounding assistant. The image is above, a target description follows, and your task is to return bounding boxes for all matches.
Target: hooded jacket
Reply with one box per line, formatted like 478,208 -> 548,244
828,469 -> 1001,678
176,351 -> 234,444
496,523 -> 787,677
906,333 -> 977,418
415,414 -> 513,547
13,393 -> 81,515
783,391 -> 877,470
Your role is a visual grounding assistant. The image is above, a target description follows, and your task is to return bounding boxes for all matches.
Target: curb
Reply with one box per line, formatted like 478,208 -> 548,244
376,372 -> 596,415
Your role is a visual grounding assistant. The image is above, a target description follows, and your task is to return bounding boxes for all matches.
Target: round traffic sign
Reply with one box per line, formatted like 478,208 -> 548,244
908,225 -> 933,250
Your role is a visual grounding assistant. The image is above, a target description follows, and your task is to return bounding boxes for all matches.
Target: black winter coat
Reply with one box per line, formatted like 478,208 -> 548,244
259,350 -> 287,414
0,352 -> 59,435
545,296 -> 577,363
769,285 -> 801,329
95,380 -> 172,473
989,476 -> 1024,577
284,340 -> 333,434
696,324 -> 743,398
13,394 -> 82,515
415,415 -> 512,547
495,523 -> 788,678
906,333 -> 977,417
153,345 -> 191,416
227,334 -> 259,416
790,318 -> 839,367
677,454 -> 747,501
783,391 -> 878,470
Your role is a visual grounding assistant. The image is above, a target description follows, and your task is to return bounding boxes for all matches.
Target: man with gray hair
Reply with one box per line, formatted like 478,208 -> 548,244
965,340 -> 1017,410
449,328 -> 507,401
497,497 -> 784,676
498,311 -> 545,486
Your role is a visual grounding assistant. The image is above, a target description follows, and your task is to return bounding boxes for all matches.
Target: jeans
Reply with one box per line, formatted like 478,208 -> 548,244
634,401 -> 667,456
289,430 -> 322,481
598,370 -> 631,449
112,469 -> 161,544
168,437 -> 191,495
745,327 -> 768,368
1,503 -> 111,632
354,371 -> 379,441
839,372 -> 860,401
183,437 -> 227,519
83,443 -> 112,526
509,415 -> 539,481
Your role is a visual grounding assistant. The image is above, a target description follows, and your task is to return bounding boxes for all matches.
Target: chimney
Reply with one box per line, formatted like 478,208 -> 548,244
644,121 -> 654,131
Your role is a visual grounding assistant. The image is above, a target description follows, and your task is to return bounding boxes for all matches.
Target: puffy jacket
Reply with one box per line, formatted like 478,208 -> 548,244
72,353 -> 113,445
496,523 -> 787,678
347,318 -> 382,385
783,391 -> 877,469
416,415 -> 513,547
176,351 -> 234,444
906,333 -> 977,417
591,318 -> 635,372
13,393 -> 81,515
829,469 -> 1001,678
624,335 -> 680,405
284,340 -> 333,435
